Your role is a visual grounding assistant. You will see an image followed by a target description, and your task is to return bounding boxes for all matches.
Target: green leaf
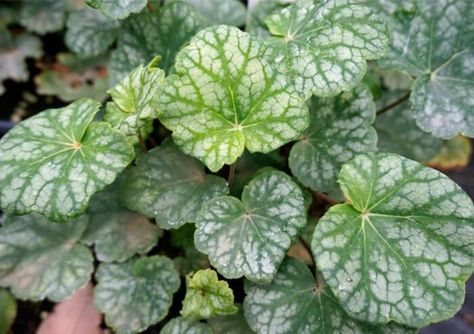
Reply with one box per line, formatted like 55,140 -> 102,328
104,56 -> 165,135
379,1 -> 474,139
375,93 -> 442,161
263,0 -> 389,98
181,269 -> 238,319
0,214 -> 93,301
65,7 -> 120,59
0,99 -> 135,222
109,1 -> 204,85
0,289 -> 17,334
19,0 -> 66,35
0,33 -> 42,96
312,152 -> 474,327
171,224 -> 209,276
86,0 -> 147,19
246,0 -> 288,39
161,317 -> 213,334
208,305 -> 255,334
289,86 -> 377,192
34,53 -> 109,102
121,144 -> 228,229
158,25 -> 309,172
94,255 -> 180,334
83,181 -> 160,262
244,257 -> 414,334
185,0 -> 246,26
428,136 -> 472,170
195,170 -> 307,282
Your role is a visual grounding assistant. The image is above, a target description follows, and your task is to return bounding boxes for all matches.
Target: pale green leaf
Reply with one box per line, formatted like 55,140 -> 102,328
375,93 -> 442,161
380,1 -> 474,139
0,99 -> 134,222
19,0 -> 66,35
0,214 -> 93,302
86,0 -> 147,19
0,33 -> 42,95
312,152 -> 474,327
195,170 -> 307,282
244,257 -> 414,334
104,56 -> 165,135
289,86 -> 377,192
0,289 -> 16,334
208,305 -> 255,334
121,144 -> 228,229
65,7 -> 120,59
160,317 -> 213,334
185,0 -> 246,26
94,255 -> 180,334
158,25 -> 309,172
83,181 -> 160,262
181,269 -> 238,319
109,1 -> 204,85
246,0 -> 289,39
34,53 -> 109,102
264,0 -> 389,98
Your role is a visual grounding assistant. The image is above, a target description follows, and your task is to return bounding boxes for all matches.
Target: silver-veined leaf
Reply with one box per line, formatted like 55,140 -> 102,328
160,317 -> 213,334
85,0 -> 147,19
185,0 -> 246,26
19,0 -> 66,35
312,152 -> 474,327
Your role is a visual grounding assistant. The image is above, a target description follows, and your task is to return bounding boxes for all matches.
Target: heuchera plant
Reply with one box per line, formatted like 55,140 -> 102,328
0,0 -> 473,333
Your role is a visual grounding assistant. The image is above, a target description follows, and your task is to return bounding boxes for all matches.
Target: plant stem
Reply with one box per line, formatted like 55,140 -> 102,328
312,191 -> 340,206
137,132 -> 147,153
376,92 -> 410,116
228,163 -> 236,189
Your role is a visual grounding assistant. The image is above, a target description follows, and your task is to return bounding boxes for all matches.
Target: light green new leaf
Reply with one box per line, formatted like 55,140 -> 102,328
380,1 -> 474,139
0,33 -> 42,96
158,25 -> 309,172
160,317 -> 213,334
312,152 -> 474,327
289,86 -> 377,192
65,7 -> 120,59
0,215 -> 93,302
208,305 -> 255,334
195,170 -> 307,282
86,0 -> 147,19
264,0 -> 389,98
94,256 -> 180,334
244,257 -> 414,334
0,99 -> 134,222
121,144 -> 228,229
246,0 -> 289,39
83,182 -> 160,262
109,1 -> 204,85
185,0 -> 246,26
375,94 -> 442,161
181,269 -> 238,319
19,0 -> 66,35
104,56 -> 165,135
0,289 -> 16,334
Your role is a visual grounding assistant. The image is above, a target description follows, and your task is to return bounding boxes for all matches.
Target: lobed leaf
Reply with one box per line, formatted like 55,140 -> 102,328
0,99 -> 134,222
194,170 -> 307,282
94,256 -> 180,334
312,153 -> 474,327
264,0 -> 389,98
86,0 -> 147,19
0,215 -> 93,301
19,0 -> 66,35
157,25 -> 309,172
289,85 -> 377,192
181,269 -> 238,319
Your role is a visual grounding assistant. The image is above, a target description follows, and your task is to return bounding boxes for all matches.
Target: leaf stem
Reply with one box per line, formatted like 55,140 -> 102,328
299,237 -> 316,270
228,163 -> 236,189
376,92 -> 410,116
137,132 -> 147,153
312,191 -> 340,206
